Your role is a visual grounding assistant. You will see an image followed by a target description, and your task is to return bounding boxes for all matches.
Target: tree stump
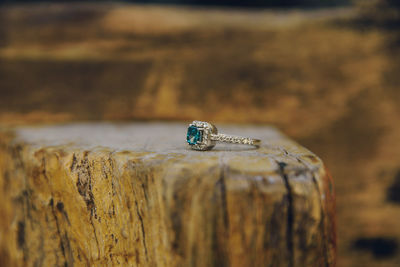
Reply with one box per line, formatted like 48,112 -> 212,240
0,123 -> 336,266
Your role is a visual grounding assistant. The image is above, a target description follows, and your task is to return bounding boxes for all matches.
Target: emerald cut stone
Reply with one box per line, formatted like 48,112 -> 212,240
187,125 -> 202,145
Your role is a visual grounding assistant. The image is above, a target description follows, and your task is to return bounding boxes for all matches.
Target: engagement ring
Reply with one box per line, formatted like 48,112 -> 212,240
186,121 -> 261,151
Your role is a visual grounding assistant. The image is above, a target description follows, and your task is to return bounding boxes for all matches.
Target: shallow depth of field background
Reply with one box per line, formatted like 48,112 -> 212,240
1,0 -> 400,266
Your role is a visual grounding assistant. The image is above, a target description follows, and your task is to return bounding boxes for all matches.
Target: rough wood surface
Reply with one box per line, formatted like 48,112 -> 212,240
0,123 -> 335,266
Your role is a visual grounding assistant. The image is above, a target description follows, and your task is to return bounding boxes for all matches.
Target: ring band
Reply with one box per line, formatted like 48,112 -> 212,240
186,121 -> 261,151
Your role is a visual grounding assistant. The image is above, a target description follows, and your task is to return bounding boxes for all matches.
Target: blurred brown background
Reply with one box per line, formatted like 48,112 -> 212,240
1,0 -> 400,266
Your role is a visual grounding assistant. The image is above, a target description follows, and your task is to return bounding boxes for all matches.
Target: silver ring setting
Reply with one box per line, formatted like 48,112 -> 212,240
186,121 -> 261,151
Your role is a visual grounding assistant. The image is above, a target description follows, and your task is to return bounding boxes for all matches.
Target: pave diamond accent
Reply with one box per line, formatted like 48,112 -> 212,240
210,134 -> 255,146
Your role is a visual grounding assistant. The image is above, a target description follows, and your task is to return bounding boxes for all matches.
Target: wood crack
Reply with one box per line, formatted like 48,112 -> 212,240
217,166 -> 230,230
49,198 -> 73,267
135,199 -> 149,261
277,161 -> 294,267
72,152 -> 100,259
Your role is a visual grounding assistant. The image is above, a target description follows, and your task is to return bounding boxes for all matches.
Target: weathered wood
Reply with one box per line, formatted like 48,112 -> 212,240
0,123 -> 335,266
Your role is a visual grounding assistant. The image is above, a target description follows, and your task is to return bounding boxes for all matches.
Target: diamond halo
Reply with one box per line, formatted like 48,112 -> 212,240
186,121 -> 217,151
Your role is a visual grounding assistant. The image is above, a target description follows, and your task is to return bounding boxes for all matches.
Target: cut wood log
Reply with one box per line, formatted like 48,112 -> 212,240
0,123 -> 335,267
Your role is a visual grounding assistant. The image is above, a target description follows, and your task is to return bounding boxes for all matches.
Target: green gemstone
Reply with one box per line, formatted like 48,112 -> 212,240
187,125 -> 202,145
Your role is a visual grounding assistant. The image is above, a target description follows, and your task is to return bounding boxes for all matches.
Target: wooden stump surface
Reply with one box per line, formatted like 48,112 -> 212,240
0,123 -> 335,266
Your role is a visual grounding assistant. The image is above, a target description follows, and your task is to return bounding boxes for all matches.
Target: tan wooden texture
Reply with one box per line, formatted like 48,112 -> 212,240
0,123 -> 335,266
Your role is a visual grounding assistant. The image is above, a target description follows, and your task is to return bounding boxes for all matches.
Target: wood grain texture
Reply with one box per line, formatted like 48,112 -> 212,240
0,123 -> 335,266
